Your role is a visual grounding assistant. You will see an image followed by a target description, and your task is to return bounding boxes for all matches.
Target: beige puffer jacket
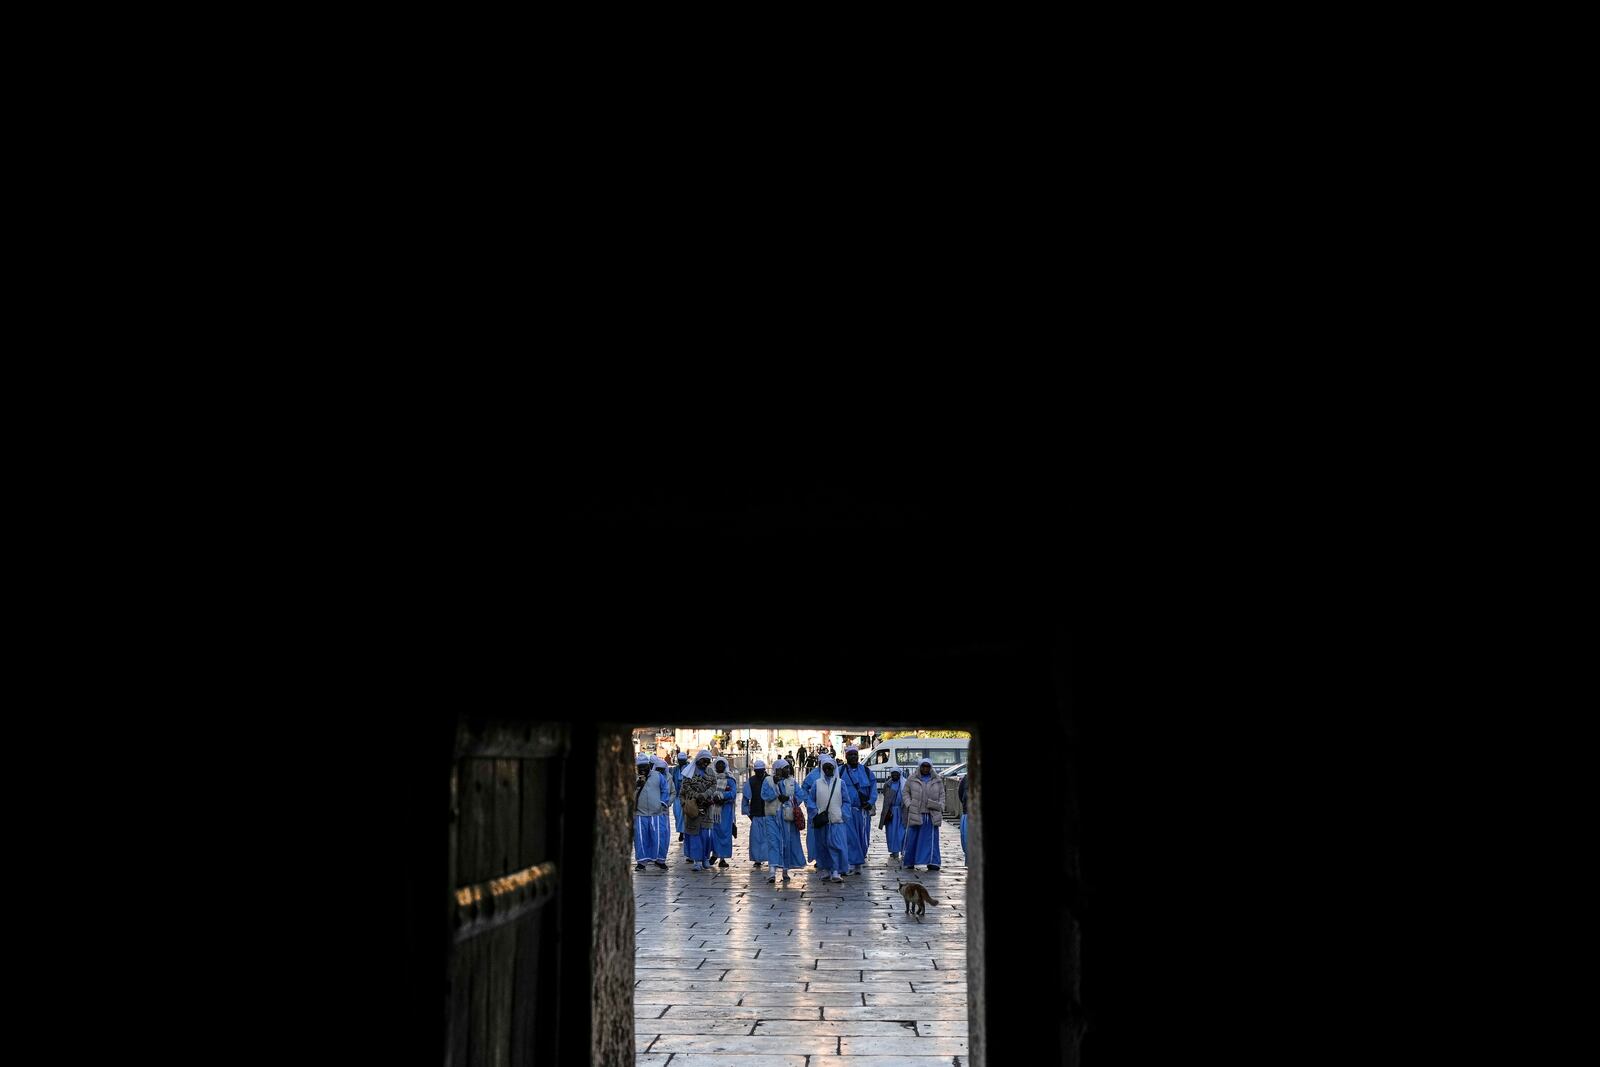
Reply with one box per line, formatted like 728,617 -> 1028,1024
903,772 -> 945,828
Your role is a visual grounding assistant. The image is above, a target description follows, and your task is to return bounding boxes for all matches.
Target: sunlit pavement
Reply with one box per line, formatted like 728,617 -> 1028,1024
633,809 -> 969,1067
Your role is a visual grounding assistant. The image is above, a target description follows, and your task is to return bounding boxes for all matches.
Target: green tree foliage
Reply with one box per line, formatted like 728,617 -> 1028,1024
878,730 -> 971,740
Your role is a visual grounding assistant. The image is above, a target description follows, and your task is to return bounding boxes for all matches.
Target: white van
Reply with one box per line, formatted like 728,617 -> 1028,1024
865,738 -> 969,786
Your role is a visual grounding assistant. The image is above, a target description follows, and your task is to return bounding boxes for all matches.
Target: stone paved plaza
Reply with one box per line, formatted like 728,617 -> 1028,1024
633,805 -> 970,1067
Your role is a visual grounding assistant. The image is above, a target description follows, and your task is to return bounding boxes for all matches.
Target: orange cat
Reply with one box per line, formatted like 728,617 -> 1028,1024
897,879 -> 939,917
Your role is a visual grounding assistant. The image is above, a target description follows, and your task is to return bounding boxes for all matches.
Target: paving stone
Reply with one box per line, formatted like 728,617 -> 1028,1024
648,1034 -> 839,1055
840,1036 -> 968,1056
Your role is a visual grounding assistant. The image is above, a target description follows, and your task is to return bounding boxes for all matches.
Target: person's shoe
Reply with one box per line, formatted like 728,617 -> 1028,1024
635,862 -> 646,871
684,856 -> 693,863
782,873 -> 791,882
767,875 -> 776,883
903,866 -> 916,871
678,833 -> 684,841
719,859 -> 729,869
927,864 -> 941,871
830,876 -> 844,883
653,861 -> 667,869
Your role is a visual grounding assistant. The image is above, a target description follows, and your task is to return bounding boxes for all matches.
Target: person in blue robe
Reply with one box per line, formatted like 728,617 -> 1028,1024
801,759 -> 824,866
763,758 -> 808,882
879,769 -> 906,859
679,749 -> 720,871
709,757 -> 737,868
900,759 -> 945,872
808,756 -> 852,883
633,754 -> 669,869
671,752 -> 691,859
741,759 -> 772,868
838,744 -> 877,875
958,771 -> 969,862
651,756 -> 671,865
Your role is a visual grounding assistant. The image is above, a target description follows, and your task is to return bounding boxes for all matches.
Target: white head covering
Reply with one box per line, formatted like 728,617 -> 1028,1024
690,749 -> 713,776
772,758 -> 789,770
752,759 -> 766,770
820,755 -> 837,771
918,759 -> 933,773
676,752 -> 689,761
636,753 -> 650,765
845,744 -> 859,754
713,757 -> 728,771
652,756 -> 668,769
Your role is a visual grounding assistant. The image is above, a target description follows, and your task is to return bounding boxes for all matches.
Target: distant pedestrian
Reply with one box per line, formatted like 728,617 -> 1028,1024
796,744 -> 808,767
710,757 -> 737,869
839,744 -> 876,875
801,759 -> 824,865
959,768 -> 970,863
671,752 -> 691,855
765,758 -> 807,883
807,755 -> 850,883
651,757 -> 671,865
741,760 -> 772,869
880,768 -> 906,860
900,758 -> 944,872
634,754 -> 669,870
680,750 -> 719,872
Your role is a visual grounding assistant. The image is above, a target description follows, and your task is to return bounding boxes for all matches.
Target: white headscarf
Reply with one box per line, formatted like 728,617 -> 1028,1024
820,755 -> 837,772
636,753 -> 651,765
752,759 -> 766,771
690,749 -> 713,777
713,757 -> 728,773
652,756 -> 668,770
844,744 -> 859,754
772,758 -> 789,770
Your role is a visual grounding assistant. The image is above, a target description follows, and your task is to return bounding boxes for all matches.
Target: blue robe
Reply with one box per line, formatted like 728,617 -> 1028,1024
839,761 -> 876,866
802,769 -> 824,863
959,775 -> 968,859
711,770 -> 737,859
883,779 -> 906,854
809,772 -> 852,875
671,761 -> 688,832
742,773 -> 774,863
765,777 -> 807,870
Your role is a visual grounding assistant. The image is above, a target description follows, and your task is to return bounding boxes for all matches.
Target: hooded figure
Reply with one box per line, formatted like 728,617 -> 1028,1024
959,769 -> 969,861
763,758 -> 807,880
710,757 -> 737,868
633,754 -> 669,870
740,759 -> 773,868
679,750 -> 720,871
671,752 -> 691,841
804,755 -> 851,882
900,758 -> 944,871
801,758 -> 824,865
651,757 -> 672,862
838,744 -> 877,874
879,768 -> 906,858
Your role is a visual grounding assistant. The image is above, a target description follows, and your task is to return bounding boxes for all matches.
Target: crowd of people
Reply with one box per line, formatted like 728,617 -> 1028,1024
632,744 -> 970,879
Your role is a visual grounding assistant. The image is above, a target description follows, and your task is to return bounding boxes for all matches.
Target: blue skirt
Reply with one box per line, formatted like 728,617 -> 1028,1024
686,827 -> 716,862
633,814 -> 658,862
713,804 -> 734,858
885,806 -> 905,853
653,813 -> 670,860
843,805 -> 868,866
748,814 -> 771,862
902,818 -> 943,867
815,819 -> 850,874
766,812 -> 807,869
960,813 -> 968,858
